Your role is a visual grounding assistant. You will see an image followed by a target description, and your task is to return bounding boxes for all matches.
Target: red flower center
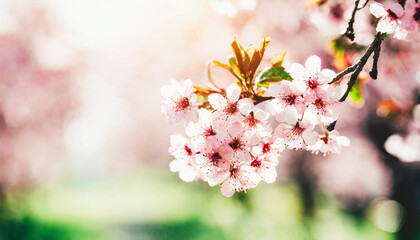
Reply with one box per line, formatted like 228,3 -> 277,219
225,102 -> 238,114
230,167 -> 239,177
308,79 -> 319,89
284,95 -> 296,105
184,145 -> 193,156
177,97 -> 190,110
320,136 -> 329,144
330,4 -> 344,20
414,7 -> 420,22
244,113 -> 258,127
204,127 -> 216,137
262,143 -> 271,154
387,9 -> 399,20
251,159 -> 262,168
229,138 -> 242,150
314,98 -> 326,109
210,152 -> 222,166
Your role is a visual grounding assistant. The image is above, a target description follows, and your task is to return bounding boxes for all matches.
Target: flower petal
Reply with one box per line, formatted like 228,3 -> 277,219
208,93 -> 228,110
389,3 -> 404,18
237,98 -> 254,115
290,63 -> 307,81
304,55 -> 321,74
227,83 -> 241,102
370,3 -> 387,18
221,180 -> 235,197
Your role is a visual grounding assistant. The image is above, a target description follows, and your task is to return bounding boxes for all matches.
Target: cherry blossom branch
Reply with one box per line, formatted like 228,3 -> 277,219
342,0 -> 361,41
357,0 -> 370,10
342,0 -> 370,41
332,32 -> 384,102
254,95 -> 273,105
369,42 -> 381,79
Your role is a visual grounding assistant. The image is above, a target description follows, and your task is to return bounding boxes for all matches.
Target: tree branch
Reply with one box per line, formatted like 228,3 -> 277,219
334,32 -> 384,102
357,0 -> 370,10
342,0 -> 360,41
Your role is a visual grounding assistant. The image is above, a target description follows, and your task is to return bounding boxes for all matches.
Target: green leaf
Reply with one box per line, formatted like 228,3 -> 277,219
228,56 -> 243,80
256,66 -> 292,89
257,77 -> 284,89
349,79 -> 364,105
260,66 -> 292,80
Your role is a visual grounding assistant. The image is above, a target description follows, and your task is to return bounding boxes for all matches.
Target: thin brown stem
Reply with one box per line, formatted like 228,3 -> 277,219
342,0 -> 360,41
337,32 -> 384,102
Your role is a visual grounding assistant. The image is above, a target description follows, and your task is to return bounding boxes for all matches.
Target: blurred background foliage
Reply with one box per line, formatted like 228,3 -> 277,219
0,166 -> 400,239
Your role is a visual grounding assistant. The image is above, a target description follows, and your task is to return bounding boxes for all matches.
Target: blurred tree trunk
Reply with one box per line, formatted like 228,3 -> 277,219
365,114 -> 420,240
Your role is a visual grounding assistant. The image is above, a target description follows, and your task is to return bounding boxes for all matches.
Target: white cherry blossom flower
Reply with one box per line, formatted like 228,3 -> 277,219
220,163 -> 259,197
168,134 -> 201,182
397,0 -> 420,41
289,55 -> 336,98
305,85 -> 342,124
186,108 -> 218,149
266,80 -> 305,115
274,108 -> 318,150
370,2 -> 404,35
218,122 -> 256,163
208,83 -> 245,126
306,130 -> 350,156
196,141 -> 232,186
249,155 -> 278,184
238,98 -> 272,138
161,79 -> 199,124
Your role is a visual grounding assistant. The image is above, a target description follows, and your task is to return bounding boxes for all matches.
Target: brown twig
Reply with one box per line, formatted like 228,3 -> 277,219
369,42 -> 381,79
332,32 -> 384,102
342,0 -> 360,41
342,0 -> 370,41
357,0 -> 370,10
254,95 -> 273,105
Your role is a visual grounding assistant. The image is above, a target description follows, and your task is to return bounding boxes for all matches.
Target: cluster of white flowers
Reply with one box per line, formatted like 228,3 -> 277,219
370,0 -> 420,41
161,55 -> 350,197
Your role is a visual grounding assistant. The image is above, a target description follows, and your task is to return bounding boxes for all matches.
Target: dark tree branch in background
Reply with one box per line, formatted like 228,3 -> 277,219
357,0 -> 370,10
369,42 -> 381,79
342,0 -> 370,41
342,0 -> 359,41
330,32 -> 384,102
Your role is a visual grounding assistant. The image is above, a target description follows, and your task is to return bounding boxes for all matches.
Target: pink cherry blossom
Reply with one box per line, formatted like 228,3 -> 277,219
252,136 -> 285,161
274,108 -> 318,150
370,2 -> 405,35
220,163 -> 259,197
161,79 -> 199,124
397,0 -> 420,41
249,154 -> 278,184
168,133 -> 201,182
218,122 -> 256,163
186,108 -> 218,148
306,130 -> 350,156
238,98 -> 272,138
289,55 -> 336,98
266,80 -> 305,115
195,140 -> 232,186
305,85 -> 343,124
208,83 -> 245,126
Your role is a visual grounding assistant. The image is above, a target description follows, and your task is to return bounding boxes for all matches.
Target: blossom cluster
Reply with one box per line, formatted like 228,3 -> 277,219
370,0 -> 420,41
161,55 -> 350,197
